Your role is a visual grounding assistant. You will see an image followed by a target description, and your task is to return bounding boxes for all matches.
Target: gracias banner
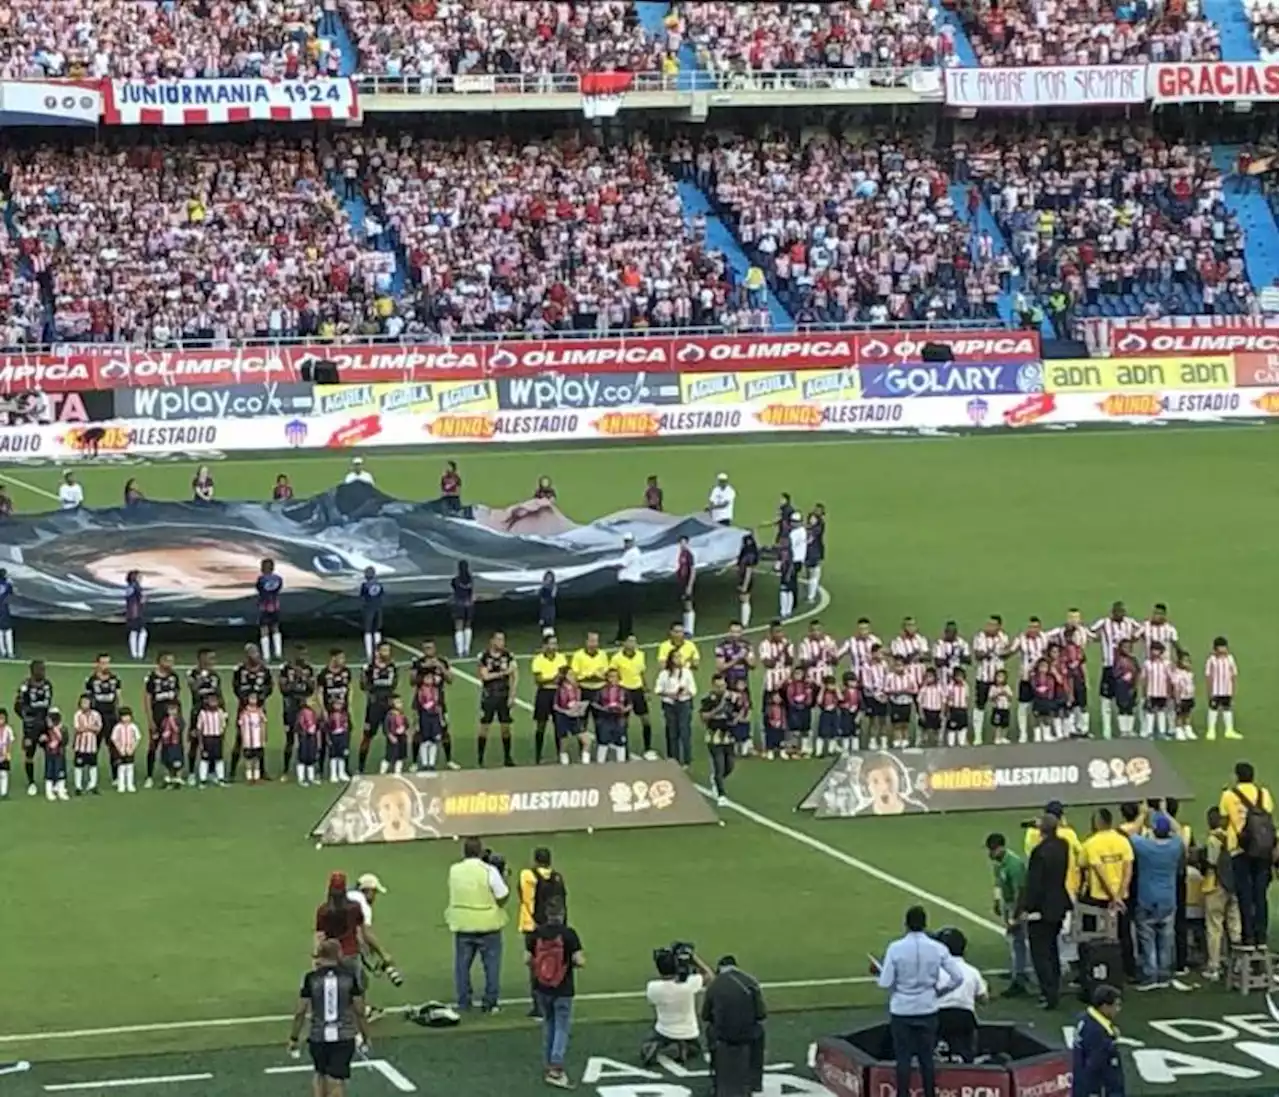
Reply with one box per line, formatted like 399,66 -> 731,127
0,329 -> 1042,395
1148,61 -> 1279,103
798,740 -> 1191,818
102,77 -> 360,125
310,760 -> 717,844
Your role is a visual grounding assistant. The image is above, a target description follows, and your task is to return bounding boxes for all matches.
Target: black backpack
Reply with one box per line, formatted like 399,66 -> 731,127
1232,787 -> 1278,861
532,869 -> 567,926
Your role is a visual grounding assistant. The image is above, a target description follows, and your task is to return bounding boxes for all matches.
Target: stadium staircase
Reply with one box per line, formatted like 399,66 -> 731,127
634,2 -> 715,90
321,8 -> 360,76
676,180 -> 794,331
935,6 -> 979,67
1201,0 -> 1261,59
1212,146 -> 1280,292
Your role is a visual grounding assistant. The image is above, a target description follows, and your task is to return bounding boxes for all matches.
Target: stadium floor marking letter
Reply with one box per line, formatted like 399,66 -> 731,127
43,1073 -> 214,1092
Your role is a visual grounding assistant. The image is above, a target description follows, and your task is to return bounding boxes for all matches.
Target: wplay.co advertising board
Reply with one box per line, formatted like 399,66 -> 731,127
798,740 -> 1191,818
311,760 -> 717,844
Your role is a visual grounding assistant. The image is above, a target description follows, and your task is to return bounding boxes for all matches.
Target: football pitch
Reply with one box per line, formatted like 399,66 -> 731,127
0,424 -> 1276,1097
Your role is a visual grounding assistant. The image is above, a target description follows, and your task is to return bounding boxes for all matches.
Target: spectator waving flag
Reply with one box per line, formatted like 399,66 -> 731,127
581,72 -> 634,119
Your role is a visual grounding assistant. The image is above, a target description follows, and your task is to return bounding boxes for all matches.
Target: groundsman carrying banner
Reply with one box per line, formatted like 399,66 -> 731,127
798,741 -> 1191,818
310,760 -> 717,844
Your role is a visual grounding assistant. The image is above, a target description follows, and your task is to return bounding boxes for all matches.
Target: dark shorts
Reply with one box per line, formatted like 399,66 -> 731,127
1099,666 -> 1116,700
0,759 -> 9,771
297,735 -> 319,764
480,695 -> 512,726
946,710 -> 969,731
817,709 -> 839,738
201,736 -> 224,762
1071,679 -> 1088,709
888,701 -> 912,726
309,1039 -> 355,1081
328,732 -> 350,758
22,731 -> 40,755
1032,698 -> 1056,717
242,746 -> 264,761
534,688 -> 556,723
44,753 -> 66,781
991,709 -> 1011,729
451,603 -> 474,626
731,720 -> 751,743
553,713 -> 581,741
920,709 -> 942,732
385,737 -> 407,762
160,742 -> 184,770
417,712 -> 444,741
259,610 -> 280,628
74,751 -> 97,768
1209,695 -> 1233,711
596,715 -> 626,747
738,571 -> 753,595
787,707 -> 811,733
1114,692 -> 1136,716
362,609 -> 383,633
1176,699 -> 1195,716
1145,697 -> 1168,713
364,703 -> 390,737
1017,681 -> 1034,705
627,688 -> 649,718
863,696 -> 887,719
975,681 -> 992,709
839,709 -> 859,736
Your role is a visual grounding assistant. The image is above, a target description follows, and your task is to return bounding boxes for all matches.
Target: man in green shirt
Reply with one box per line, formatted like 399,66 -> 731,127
986,832 -> 1030,997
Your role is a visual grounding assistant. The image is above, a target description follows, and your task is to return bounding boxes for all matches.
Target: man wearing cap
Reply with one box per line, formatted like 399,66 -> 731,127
314,871 -> 393,996
1071,984 -> 1125,1097
343,458 -> 374,486
707,473 -> 736,527
347,873 -> 396,1018
614,534 -> 642,644
1130,813 -> 1184,989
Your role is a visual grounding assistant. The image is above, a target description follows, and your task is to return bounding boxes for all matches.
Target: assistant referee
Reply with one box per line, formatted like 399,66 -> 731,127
289,938 -> 371,1097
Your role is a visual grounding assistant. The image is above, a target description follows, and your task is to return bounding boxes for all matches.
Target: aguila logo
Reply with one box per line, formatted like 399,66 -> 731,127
1097,394 -> 1164,417
594,411 -> 660,437
1253,391 -> 1280,415
326,415 -> 381,448
426,414 -> 496,440
756,404 -> 823,429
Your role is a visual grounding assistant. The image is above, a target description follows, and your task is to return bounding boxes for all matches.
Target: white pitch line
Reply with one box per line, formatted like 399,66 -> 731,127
0,470 -> 60,501
43,1073 -> 213,1092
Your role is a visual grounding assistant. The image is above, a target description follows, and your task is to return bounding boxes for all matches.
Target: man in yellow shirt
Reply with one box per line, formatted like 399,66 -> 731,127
1079,807 -> 1134,911
570,632 -> 609,745
656,623 -> 701,674
531,635 -> 568,765
609,635 -> 654,760
1217,760 -> 1276,947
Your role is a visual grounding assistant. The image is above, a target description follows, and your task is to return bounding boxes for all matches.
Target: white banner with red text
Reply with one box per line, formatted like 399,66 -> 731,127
102,77 -> 360,125
1148,61 -> 1279,103
0,389 -> 1272,462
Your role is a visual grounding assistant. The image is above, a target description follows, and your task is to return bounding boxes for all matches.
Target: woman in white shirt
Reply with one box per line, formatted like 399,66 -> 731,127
655,652 -> 696,764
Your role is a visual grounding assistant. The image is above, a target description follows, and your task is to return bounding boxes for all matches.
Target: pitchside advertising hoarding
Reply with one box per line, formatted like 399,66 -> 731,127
798,741 -> 1191,818
1108,321 -> 1278,358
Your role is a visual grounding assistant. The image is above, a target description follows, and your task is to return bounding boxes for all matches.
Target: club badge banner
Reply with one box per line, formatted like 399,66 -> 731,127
310,760 -> 717,844
0,484 -> 745,625
797,741 -> 1192,818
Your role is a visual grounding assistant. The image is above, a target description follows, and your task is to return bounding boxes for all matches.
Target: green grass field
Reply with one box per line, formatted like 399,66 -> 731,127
0,425 -> 1276,1097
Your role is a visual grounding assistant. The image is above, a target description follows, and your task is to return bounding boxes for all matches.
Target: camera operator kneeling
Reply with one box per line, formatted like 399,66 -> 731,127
702,955 -> 767,1097
641,944 -> 715,1066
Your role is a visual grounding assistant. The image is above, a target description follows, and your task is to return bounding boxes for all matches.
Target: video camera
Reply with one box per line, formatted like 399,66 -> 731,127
481,848 -> 508,878
654,941 -> 697,982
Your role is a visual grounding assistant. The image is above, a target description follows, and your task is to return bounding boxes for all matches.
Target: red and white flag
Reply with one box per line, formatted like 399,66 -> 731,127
581,71 -> 634,120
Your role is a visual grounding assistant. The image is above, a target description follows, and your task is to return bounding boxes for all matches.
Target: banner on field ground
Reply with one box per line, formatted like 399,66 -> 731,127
1043,357 -> 1232,393
310,760 -> 716,844
0,329 -> 1043,394
0,484 -> 744,624
858,361 -> 1042,398
1109,321 -> 1279,358
0,80 -> 101,125
798,741 -> 1192,818
1148,61 -> 1279,103
102,77 -> 360,125
945,65 -> 1145,108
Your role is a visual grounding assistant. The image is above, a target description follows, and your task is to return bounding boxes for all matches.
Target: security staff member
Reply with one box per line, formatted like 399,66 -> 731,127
1071,984 -> 1125,1097
701,955 -> 766,1097
1021,814 -> 1071,1009
289,938 -> 371,1097
446,837 -> 509,1013
519,847 -> 567,1016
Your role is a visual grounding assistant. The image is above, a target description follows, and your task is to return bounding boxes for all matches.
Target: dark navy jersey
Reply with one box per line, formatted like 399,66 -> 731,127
479,650 -> 514,698
450,574 -> 474,607
0,577 -> 12,622
644,484 -> 663,511
778,549 -> 799,587
145,670 -> 182,721
359,579 -> 385,613
281,661 -> 316,704
411,655 -> 450,690
125,580 -> 144,622
85,672 -> 123,712
806,513 -> 826,560
16,678 -> 52,727
737,540 -> 760,570
363,660 -> 398,699
256,573 -> 283,613
273,483 -> 294,501
534,484 -> 556,500
232,663 -> 274,704
318,666 -> 352,711
188,667 -> 224,707
538,580 -> 556,621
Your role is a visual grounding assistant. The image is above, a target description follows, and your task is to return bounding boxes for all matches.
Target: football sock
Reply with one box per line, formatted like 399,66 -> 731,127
580,748 -> 591,764
443,736 -> 453,765
296,763 -> 306,784
807,566 -> 822,602
0,770 -> 8,797
363,632 -> 375,663
214,760 -> 225,782
595,745 -> 608,764
462,628 -> 473,654
1099,698 -> 1113,739
1016,703 -> 1029,742
0,628 -> 13,657
145,743 -> 157,779
682,610 -> 695,636
477,735 -> 488,767
534,728 -> 546,763
259,629 -> 271,655
198,760 -> 209,784
739,600 -> 751,627
1224,711 -> 1236,735
138,628 -> 149,659
271,631 -> 283,662
1205,709 -> 1218,735
453,631 -> 465,657
641,721 -> 653,753
88,765 -> 98,791
501,731 -> 513,765
1141,714 -> 1154,739
357,735 -> 372,774
186,739 -> 199,774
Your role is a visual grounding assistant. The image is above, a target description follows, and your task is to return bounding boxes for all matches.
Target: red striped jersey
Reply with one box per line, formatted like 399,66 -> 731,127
890,632 -> 929,663
0,724 -> 10,761
908,662 -> 928,690
1007,630 -> 1048,681
238,709 -> 266,749
860,660 -> 888,698
841,632 -> 882,672
799,635 -> 838,686
764,698 -> 786,729
555,681 -> 581,711
73,710 -> 102,754
1171,668 -> 1195,701
989,684 -> 1013,710
758,638 -> 795,692
946,682 -> 969,710
111,720 -> 141,756
932,637 -> 971,674
1046,624 -> 1091,655
972,631 -> 1008,683
1090,615 -> 1140,666
918,683 -> 945,712
1204,654 -> 1237,697
885,671 -> 916,702
599,684 -> 628,713
43,725 -> 65,753
1141,658 -> 1171,698
197,708 -> 227,739
1140,620 -> 1179,652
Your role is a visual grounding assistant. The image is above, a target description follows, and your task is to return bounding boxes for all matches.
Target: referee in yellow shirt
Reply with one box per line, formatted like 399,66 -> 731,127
1079,807 -> 1134,912
570,632 -> 609,747
531,634 -> 568,765
656,623 -> 701,675
609,635 -> 654,760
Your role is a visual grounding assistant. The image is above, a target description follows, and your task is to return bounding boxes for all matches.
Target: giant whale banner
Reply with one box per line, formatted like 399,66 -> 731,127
0,484 -> 744,625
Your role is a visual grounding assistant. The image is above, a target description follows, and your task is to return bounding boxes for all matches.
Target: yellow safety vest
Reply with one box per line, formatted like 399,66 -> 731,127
445,859 -> 507,934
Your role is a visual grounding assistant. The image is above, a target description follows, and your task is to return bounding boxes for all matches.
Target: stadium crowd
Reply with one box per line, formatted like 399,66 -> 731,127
1247,0 -> 1280,56
958,132 -> 1260,326
959,0 -> 1222,66
0,0 -> 341,79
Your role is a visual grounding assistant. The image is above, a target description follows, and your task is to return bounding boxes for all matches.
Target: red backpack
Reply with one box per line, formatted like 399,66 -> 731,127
532,933 -> 568,988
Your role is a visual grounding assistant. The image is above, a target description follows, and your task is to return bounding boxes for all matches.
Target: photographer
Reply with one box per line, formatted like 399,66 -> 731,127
641,943 -> 715,1066
445,837 -> 509,1014
702,955 -> 767,1097
519,847 -> 568,1017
